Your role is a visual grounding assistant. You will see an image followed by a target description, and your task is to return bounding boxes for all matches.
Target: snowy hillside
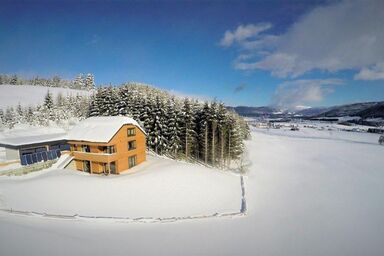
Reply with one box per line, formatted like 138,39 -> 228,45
0,84 -> 92,109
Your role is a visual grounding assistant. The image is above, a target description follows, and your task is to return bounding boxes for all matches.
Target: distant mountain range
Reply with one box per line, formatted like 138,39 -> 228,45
229,101 -> 384,119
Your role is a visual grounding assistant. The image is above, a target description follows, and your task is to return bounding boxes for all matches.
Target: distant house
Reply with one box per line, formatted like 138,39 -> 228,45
67,116 -> 146,174
0,133 -> 69,165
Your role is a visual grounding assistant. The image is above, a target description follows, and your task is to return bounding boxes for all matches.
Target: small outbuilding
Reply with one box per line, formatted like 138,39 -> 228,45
67,116 -> 146,174
0,133 -> 69,165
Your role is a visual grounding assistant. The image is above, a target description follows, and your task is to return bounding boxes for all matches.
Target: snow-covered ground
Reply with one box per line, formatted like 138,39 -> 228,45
0,128 -> 384,256
0,155 -> 241,218
0,84 -> 92,109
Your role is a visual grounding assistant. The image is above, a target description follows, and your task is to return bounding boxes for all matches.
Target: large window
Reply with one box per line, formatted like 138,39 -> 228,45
127,128 -> 136,137
128,155 -> 137,168
128,140 -> 136,151
99,146 -> 116,154
82,145 -> 90,152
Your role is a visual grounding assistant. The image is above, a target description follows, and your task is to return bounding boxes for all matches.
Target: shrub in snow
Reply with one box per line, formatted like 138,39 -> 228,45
379,135 -> 384,145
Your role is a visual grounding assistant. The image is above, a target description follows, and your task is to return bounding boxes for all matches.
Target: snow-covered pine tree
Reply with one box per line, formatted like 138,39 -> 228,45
4,107 -> 16,129
42,90 -> 55,121
96,87 -> 108,115
0,109 -> 4,124
85,74 -> 95,90
197,102 -> 211,164
217,103 -> 228,167
117,86 -> 129,116
180,98 -> 197,159
166,97 -> 182,156
209,101 -> 218,165
10,75 -> 18,85
52,75 -> 61,87
227,113 -> 244,166
43,91 -> 54,110
74,74 -> 85,89
25,106 -> 34,124
88,93 -> 100,117
148,96 -> 167,154
140,94 -> 154,139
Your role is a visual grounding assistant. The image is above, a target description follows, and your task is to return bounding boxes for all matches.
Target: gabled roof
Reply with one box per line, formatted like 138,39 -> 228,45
67,116 -> 146,143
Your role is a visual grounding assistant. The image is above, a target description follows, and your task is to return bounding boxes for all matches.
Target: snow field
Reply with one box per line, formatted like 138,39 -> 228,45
1,128 -> 384,256
0,155 -> 242,218
0,84 -> 92,109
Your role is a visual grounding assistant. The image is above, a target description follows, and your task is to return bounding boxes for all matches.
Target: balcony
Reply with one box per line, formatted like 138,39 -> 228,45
72,150 -> 117,163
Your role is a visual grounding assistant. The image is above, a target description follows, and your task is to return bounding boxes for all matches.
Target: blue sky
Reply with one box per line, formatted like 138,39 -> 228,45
1,0 -> 383,108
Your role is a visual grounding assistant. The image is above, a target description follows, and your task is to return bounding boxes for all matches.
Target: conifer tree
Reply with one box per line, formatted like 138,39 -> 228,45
209,101 -> 218,165
181,98 -> 197,159
166,97 -> 182,156
197,102 -> 210,164
85,73 -> 95,90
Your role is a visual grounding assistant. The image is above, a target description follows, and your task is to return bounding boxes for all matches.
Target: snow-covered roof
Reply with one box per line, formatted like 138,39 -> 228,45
67,116 -> 145,143
0,133 -> 67,147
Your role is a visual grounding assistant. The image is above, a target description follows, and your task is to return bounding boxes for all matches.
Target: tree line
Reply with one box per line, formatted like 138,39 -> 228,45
0,73 -> 95,90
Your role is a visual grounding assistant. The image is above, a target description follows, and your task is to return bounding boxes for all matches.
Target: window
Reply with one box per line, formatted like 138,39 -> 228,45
127,128 -> 136,137
99,146 -> 116,154
128,155 -> 137,168
82,145 -> 90,152
128,140 -> 136,151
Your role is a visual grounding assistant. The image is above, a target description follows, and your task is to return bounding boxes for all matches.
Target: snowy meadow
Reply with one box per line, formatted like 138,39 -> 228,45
1,126 -> 383,256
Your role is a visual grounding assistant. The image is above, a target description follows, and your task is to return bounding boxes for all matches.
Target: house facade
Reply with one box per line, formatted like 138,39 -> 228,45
67,116 -> 146,174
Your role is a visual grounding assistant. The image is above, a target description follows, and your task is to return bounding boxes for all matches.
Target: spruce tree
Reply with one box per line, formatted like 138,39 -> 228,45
85,73 -> 95,90
209,101 -> 218,165
197,102 -> 210,164
180,98 -> 197,159
166,97 -> 182,156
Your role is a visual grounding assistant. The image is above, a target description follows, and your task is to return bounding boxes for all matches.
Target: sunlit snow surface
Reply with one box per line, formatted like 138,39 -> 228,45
1,126 -> 384,256
0,84 -> 92,109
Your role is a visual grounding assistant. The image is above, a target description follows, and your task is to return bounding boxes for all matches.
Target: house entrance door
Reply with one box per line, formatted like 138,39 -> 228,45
83,160 -> 91,173
110,161 -> 116,174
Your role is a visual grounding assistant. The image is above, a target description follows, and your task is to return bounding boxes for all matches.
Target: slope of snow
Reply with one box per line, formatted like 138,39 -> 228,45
0,84 -> 92,109
0,154 -> 241,218
0,128 -> 384,256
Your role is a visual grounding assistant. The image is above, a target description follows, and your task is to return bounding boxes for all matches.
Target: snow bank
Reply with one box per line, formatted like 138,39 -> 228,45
0,84 -> 92,109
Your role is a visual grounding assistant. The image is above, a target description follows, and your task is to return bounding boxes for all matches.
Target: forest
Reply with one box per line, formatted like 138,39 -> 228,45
0,81 -> 250,169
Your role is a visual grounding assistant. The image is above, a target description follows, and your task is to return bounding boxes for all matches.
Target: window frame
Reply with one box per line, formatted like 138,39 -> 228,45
128,140 -> 137,151
127,128 -> 136,137
128,155 -> 137,168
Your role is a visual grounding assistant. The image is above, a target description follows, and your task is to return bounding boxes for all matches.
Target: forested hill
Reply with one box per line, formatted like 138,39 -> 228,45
89,83 -> 250,168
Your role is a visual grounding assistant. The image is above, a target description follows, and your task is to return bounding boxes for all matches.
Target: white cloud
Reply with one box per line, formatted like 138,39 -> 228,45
354,62 -> 384,80
220,23 -> 272,47
272,79 -> 344,109
222,0 -> 384,80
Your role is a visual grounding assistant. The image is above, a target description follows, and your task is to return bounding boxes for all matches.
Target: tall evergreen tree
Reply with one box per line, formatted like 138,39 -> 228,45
197,102 -> 210,164
166,97 -> 182,156
85,73 -> 95,90
180,98 -> 197,159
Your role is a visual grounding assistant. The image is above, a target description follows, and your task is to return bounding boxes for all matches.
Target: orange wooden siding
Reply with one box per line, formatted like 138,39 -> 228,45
69,124 -> 146,174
